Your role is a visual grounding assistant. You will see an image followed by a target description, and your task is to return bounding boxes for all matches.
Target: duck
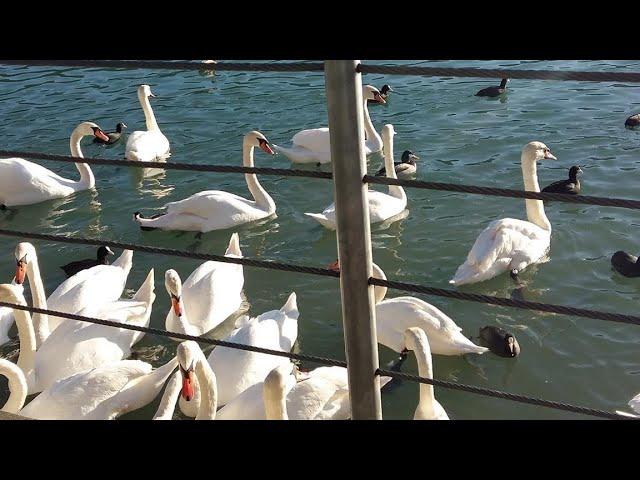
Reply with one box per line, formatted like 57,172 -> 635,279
14,242 -> 134,347
0,353 -> 178,420
375,150 -> 420,178
93,122 -> 127,145
272,85 -> 385,164
305,124 -> 407,230
625,113 -> 640,128
477,325 -> 520,357
0,270 -> 155,394
404,327 -> 449,420
164,233 -> 244,336
59,246 -> 115,278
0,122 -> 108,208
611,251 -> 640,277
369,84 -> 393,104
475,78 -> 509,97
176,293 -> 299,416
327,260 -> 487,356
133,131 -> 276,233
124,85 -> 170,173
541,166 -> 582,195
450,141 -> 557,286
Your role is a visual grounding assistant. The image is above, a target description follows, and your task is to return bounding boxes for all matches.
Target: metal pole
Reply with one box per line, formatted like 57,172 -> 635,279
324,60 -> 382,420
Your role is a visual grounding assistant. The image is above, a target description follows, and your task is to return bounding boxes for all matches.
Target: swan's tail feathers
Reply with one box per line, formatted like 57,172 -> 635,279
134,212 -> 159,231
280,292 -> 298,317
112,249 -> 134,272
133,268 -> 156,306
304,213 -> 336,230
225,233 -> 242,257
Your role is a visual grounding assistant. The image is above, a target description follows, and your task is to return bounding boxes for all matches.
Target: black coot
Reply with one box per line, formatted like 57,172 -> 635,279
60,246 -> 115,278
93,122 -> 127,145
374,150 -> 419,178
611,251 -> 640,277
625,114 -> 640,128
542,166 -> 582,194
475,78 -> 509,97
478,326 -> 520,358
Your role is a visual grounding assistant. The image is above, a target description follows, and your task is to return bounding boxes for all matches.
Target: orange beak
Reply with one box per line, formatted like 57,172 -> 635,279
373,92 -> 386,104
259,139 -> 275,155
327,259 -> 340,273
171,295 -> 182,317
15,261 -> 26,285
180,368 -> 195,401
94,128 -> 109,142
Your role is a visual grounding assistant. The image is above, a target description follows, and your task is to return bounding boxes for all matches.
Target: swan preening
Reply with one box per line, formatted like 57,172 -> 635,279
125,85 -> 170,173
0,122 -> 108,208
164,233 -> 244,336
305,124 -> 407,230
328,260 -> 486,356
450,141 -> 557,286
272,85 -> 385,164
133,131 -> 276,232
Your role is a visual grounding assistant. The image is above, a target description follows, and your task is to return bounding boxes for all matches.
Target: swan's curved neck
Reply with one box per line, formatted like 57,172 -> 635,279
264,378 -> 289,420
10,293 -> 37,385
69,130 -> 95,190
195,353 -> 217,420
26,255 -> 49,348
371,263 -> 388,304
382,131 -> 406,201
0,360 -> 27,414
522,154 -> 551,232
411,335 -> 437,419
153,371 -> 181,420
362,98 -> 382,151
139,91 -> 159,131
243,142 -> 275,213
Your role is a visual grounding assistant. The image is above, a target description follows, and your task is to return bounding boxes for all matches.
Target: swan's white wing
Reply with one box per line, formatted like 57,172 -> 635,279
291,128 -> 331,153
21,360 -> 151,420
0,158 -> 75,205
164,190 -> 255,218
287,367 -> 350,420
125,130 -> 170,162
215,382 -> 267,420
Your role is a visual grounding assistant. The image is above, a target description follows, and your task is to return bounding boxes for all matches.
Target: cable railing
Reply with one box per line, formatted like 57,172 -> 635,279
0,59 -> 638,420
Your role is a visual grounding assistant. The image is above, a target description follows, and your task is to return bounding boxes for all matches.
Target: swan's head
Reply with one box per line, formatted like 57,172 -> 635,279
177,341 -> 200,402
0,283 -> 27,306
73,122 -> 109,142
14,242 -> 37,285
401,150 -> 420,163
363,85 -> 385,104
263,363 -> 298,418
523,141 -> 557,162
245,131 -> 275,155
404,327 -> 432,355
164,270 -> 183,317
382,124 -> 397,138
138,84 -> 157,99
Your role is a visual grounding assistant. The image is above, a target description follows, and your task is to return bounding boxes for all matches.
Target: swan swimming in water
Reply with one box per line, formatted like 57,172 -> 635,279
450,141 -> 557,286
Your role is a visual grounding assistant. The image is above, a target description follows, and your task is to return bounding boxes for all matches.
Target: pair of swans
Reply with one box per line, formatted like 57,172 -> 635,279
273,85 -> 385,164
306,124 -> 408,230
450,141 -> 557,285
9,243 -> 158,394
164,233 -> 244,336
0,282 -> 174,419
161,292 -> 299,417
134,131 -> 276,232
0,122 -> 108,208
154,327 -> 446,420
125,84 -> 171,174
328,260 -> 487,356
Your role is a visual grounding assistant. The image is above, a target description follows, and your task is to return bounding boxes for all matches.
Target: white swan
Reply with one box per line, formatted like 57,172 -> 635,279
133,131 -> 276,232
0,271 -> 155,394
273,85 -> 385,164
305,124 -> 407,230
0,355 -> 178,420
177,293 -> 299,416
14,242 -> 134,347
0,122 -> 108,207
0,279 -> 22,345
125,84 -> 170,172
450,141 -> 557,286
404,327 -> 449,420
164,233 -> 244,336
327,260 -> 487,356
153,341 -> 217,420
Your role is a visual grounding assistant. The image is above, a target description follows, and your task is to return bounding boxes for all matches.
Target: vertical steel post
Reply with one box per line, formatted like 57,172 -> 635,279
324,60 -> 382,420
